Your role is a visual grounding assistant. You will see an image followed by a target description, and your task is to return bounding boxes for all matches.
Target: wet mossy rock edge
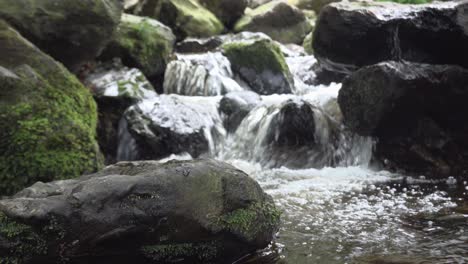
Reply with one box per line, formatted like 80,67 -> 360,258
134,0 -> 225,40
0,159 -> 280,263
100,14 -> 176,82
222,39 -> 294,95
0,21 -> 103,195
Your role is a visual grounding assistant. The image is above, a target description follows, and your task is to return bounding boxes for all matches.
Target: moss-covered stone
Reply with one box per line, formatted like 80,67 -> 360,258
135,0 -> 224,39
234,0 -> 313,44
0,21 -> 102,195
219,202 -> 281,244
223,39 -> 294,94
141,242 -> 219,262
0,159 -> 280,262
303,31 -> 314,54
101,14 -> 175,81
0,0 -> 122,70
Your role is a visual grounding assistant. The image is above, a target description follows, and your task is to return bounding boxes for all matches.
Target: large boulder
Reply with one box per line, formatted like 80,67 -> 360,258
164,52 -> 243,96
0,159 -> 280,263
223,39 -> 294,95
199,0 -> 249,28
234,1 -> 313,44
100,14 -> 176,86
0,0 -> 122,70
83,61 -> 157,165
338,61 -> 468,178
134,0 -> 224,40
123,95 -> 225,160
0,21 -> 102,195
313,1 -> 468,83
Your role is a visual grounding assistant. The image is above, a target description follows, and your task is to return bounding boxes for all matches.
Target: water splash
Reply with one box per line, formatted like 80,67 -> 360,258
164,52 -> 244,96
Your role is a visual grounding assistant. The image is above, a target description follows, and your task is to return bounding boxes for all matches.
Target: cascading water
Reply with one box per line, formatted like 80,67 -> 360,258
116,43 -> 468,263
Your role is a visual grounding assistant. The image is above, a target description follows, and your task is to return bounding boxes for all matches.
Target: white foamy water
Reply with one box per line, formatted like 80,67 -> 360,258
116,49 -> 468,263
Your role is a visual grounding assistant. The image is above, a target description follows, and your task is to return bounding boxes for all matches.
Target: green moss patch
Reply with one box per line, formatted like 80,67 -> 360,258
223,39 -> 290,75
0,22 -> 102,195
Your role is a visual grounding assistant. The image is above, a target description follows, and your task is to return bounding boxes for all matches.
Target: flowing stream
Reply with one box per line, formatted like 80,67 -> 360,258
117,47 -> 468,264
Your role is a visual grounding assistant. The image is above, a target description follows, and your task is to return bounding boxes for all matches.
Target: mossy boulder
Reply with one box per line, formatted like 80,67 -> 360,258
234,0 -> 313,44
198,0 -> 249,28
223,39 -> 294,95
0,21 -> 102,195
0,0 -> 122,70
134,0 -> 224,40
100,14 -> 176,84
0,159 -> 280,263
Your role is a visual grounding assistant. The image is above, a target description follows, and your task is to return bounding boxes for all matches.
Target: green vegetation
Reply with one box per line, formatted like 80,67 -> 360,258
219,202 -> 281,242
0,213 -> 47,263
141,242 -> 218,261
223,39 -> 291,75
109,14 -> 174,77
0,21 -> 102,195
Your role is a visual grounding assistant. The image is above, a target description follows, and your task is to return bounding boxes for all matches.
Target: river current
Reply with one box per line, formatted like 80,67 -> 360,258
116,47 -> 468,264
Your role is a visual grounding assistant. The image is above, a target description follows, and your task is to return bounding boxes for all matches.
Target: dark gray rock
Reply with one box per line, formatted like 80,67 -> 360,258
313,1 -> 468,83
0,0 -> 123,70
219,91 -> 262,132
123,95 -> 224,160
199,0 -> 249,28
0,159 -> 280,263
83,61 -> 157,165
338,61 -> 468,178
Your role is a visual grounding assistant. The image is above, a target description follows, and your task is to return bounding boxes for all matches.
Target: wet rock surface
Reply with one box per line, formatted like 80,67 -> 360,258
339,61 -> 468,178
100,14 -> 176,86
235,0 -> 313,44
83,61 -> 157,165
123,95 -> 225,160
313,1 -> 468,83
0,159 -> 280,263
223,39 -> 294,95
219,91 -> 262,132
163,52 -> 243,96
134,0 -> 224,40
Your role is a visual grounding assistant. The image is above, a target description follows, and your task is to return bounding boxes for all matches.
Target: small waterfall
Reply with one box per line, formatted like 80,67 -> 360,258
219,93 -> 373,169
163,52 -> 244,96
116,117 -> 139,161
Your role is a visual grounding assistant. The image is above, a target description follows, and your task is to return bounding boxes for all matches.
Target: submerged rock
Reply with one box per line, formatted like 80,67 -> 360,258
234,1 -> 313,44
0,159 -> 280,263
339,61 -> 468,178
313,1 -> 468,83
223,39 -> 294,95
123,95 -> 225,160
0,0 -> 122,70
134,0 -> 224,39
219,91 -> 262,132
0,21 -> 102,195
83,62 -> 157,165
100,14 -> 176,86
164,52 -> 243,96
199,0 -> 249,28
